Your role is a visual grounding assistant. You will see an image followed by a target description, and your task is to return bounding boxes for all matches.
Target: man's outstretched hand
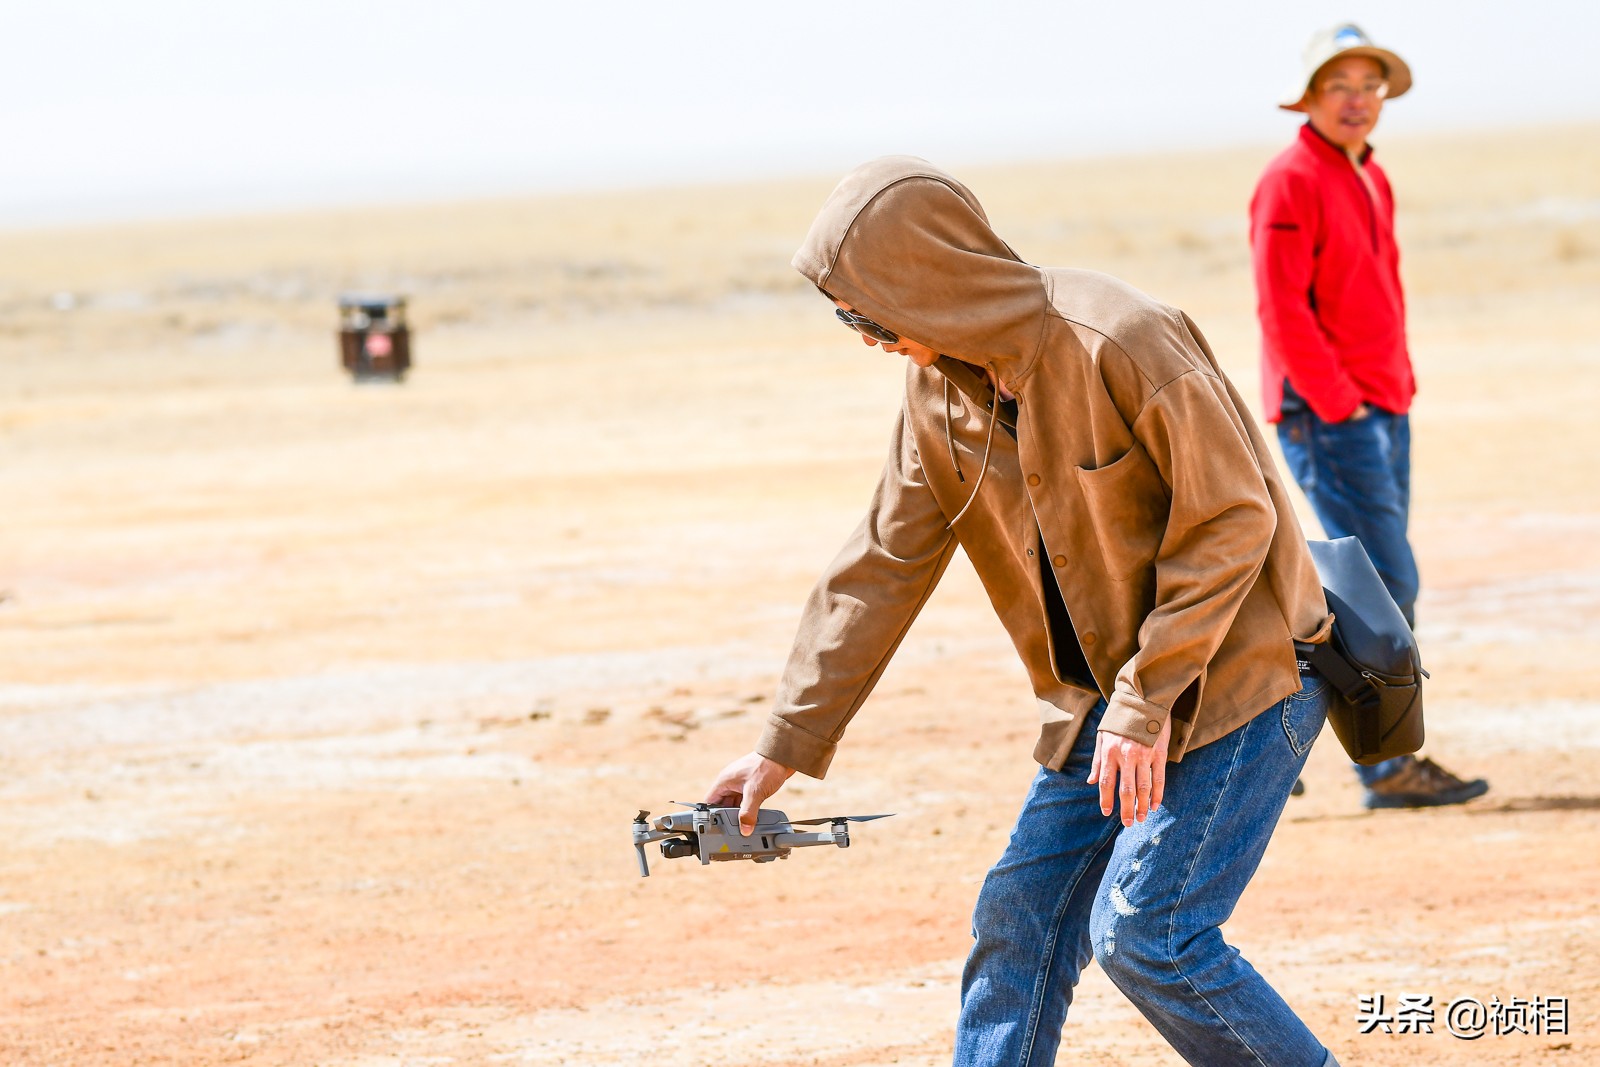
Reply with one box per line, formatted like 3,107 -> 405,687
704,752 -> 797,835
1087,717 -> 1172,826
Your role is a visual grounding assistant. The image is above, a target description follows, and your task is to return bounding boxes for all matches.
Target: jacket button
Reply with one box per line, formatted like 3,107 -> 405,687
1082,631 -> 1096,646
1146,720 -> 1161,734
1026,474 -> 1041,486
1052,554 -> 1066,567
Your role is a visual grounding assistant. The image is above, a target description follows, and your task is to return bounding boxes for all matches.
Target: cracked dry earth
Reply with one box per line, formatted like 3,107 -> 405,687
1,127 -> 1598,1065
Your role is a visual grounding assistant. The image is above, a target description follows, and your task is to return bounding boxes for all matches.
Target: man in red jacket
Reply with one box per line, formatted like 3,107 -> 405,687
1251,23 -> 1488,809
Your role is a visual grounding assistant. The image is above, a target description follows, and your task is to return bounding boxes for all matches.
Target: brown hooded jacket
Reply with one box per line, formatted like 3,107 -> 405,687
758,157 -> 1332,779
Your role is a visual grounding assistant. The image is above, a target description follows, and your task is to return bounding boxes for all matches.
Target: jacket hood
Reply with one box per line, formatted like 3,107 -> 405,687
793,156 -> 1048,380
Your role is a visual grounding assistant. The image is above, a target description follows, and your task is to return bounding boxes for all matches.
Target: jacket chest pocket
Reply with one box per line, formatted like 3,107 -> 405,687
1074,445 -> 1168,581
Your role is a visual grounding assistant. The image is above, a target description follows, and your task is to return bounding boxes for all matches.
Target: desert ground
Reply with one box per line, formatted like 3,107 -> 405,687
1,123 -> 1597,1065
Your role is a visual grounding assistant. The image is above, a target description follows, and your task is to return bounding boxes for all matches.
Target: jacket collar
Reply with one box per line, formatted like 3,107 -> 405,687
936,357 -> 1018,433
1301,121 -> 1375,166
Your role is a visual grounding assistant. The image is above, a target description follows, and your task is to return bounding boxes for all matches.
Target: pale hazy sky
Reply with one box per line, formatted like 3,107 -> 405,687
3,0 -> 1596,227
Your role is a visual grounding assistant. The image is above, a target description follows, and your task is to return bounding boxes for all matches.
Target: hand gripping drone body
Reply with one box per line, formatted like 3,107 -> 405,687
632,803 -> 891,877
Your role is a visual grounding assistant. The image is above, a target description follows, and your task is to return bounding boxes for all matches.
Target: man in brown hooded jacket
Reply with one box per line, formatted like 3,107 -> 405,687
704,157 -> 1340,1066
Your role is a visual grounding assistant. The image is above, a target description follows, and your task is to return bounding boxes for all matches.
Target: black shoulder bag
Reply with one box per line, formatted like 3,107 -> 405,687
1295,537 -> 1427,765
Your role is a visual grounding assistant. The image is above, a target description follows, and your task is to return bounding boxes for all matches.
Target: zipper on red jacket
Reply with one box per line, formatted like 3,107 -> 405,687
1307,123 -> 1382,255
1349,158 -> 1379,254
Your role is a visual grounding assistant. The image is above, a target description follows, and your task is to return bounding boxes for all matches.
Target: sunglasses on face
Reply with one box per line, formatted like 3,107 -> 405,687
835,307 -> 899,345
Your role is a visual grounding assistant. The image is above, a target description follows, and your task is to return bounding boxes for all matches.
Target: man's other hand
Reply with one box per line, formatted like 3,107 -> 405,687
1087,718 -> 1172,826
704,753 -> 796,836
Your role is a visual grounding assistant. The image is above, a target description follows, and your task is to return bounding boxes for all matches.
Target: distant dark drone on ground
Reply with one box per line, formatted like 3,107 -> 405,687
631,803 -> 891,877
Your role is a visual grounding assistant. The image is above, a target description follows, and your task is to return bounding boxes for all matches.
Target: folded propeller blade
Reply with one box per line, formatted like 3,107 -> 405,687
791,814 -> 894,825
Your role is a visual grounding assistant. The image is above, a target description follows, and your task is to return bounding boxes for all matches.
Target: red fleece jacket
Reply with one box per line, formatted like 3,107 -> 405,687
1250,123 -> 1415,422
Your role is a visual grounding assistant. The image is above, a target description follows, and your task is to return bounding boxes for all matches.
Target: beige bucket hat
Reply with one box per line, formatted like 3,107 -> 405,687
1280,22 -> 1412,112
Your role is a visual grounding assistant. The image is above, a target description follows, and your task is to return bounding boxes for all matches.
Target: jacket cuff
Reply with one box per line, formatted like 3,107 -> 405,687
1099,690 -> 1169,746
755,716 -> 836,780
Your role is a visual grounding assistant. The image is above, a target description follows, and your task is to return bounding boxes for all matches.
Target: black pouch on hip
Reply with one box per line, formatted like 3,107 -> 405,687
1295,537 -> 1427,765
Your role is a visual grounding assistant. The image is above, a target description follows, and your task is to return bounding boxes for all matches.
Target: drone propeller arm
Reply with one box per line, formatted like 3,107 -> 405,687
772,829 -> 846,850
631,828 -> 682,878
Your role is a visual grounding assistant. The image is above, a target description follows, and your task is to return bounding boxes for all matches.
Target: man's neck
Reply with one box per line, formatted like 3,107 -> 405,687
1306,120 -> 1369,163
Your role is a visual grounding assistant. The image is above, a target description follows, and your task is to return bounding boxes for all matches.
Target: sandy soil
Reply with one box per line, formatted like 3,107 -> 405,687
1,123 -> 1597,1065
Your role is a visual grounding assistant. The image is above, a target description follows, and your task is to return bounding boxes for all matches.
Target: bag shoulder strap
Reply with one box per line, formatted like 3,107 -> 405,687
1295,639 -> 1381,754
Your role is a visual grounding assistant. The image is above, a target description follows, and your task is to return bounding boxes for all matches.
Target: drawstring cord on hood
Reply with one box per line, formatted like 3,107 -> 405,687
942,378 -> 964,484
944,362 -> 1002,530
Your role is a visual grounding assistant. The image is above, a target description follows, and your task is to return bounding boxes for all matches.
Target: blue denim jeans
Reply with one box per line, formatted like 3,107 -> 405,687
1276,404 -> 1416,786
953,679 -> 1337,1067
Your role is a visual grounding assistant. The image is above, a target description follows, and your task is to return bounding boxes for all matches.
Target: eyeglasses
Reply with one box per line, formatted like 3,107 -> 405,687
835,307 -> 899,345
1318,79 -> 1389,101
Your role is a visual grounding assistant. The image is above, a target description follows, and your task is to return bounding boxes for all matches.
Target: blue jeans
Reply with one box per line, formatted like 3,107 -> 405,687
954,681 -> 1337,1067
1276,404 -> 1416,786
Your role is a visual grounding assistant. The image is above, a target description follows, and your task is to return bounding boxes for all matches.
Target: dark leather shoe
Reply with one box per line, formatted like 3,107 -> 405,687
1363,756 -> 1489,809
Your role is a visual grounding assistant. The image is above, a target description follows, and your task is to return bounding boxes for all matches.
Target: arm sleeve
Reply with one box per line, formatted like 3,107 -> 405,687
1251,170 -> 1364,421
1097,370 -> 1277,743
755,404 -> 959,778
